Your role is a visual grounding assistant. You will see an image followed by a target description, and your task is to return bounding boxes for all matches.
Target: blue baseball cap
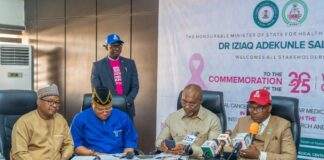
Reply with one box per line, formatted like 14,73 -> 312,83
103,34 -> 124,46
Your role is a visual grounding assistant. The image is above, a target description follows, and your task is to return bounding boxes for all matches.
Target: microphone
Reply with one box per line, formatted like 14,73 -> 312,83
227,132 -> 245,160
231,123 -> 258,150
215,130 -> 232,155
232,133 -> 251,150
182,132 -> 199,155
249,122 -> 259,143
226,123 -> 259,160
201,139 -> 219,158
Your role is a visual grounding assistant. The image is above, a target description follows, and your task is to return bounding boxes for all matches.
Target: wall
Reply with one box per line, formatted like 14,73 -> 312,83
24,0 -> 158,153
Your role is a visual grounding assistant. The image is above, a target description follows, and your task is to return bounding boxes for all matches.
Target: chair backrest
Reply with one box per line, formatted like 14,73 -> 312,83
81,93 -> 128,116
271,96 -> 300,151
177,90 -> 226,133
247,96 -> 300,151
0,90 -> 37,159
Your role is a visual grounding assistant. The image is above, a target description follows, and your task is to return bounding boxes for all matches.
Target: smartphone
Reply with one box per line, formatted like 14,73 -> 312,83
165,139 -> 176,149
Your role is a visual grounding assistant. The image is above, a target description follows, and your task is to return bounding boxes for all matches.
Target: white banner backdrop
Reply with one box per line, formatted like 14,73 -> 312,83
157,0 -> 324,159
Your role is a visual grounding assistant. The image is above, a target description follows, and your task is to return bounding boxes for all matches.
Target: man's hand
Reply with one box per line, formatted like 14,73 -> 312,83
169,144 -> 184,155
160,141 -> 169,152
123,148 -> 134,153
75,146 -> 105,156
240,144 -> 260,159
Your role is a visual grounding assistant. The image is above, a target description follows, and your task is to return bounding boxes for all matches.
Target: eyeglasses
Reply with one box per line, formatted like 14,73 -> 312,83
247,105 -> 268,113
95,106 -> 113,114
41,98 -> 60,106
181,100 -> 199,108
110,44 -> 122,49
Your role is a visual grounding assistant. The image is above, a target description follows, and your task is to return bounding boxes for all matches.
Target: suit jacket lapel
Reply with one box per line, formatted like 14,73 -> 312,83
102,57 -> 115,88
263,116 -> 274,151
120,57 -> 128,92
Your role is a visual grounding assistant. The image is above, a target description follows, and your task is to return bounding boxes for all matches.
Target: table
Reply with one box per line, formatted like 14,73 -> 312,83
71,153 -> 189,160
71,152 -> 240,160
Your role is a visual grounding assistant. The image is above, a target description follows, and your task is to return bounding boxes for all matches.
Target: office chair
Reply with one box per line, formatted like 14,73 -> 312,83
0,90 -> 37,159
271,96 -> 300,151
247,96 -> 300,151
177,90 -> 227,132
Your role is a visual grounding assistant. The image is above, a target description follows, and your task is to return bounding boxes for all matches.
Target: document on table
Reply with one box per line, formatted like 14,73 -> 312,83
72,154 -> 140,160
72,153 -> 188,160
153,153 -> 188,160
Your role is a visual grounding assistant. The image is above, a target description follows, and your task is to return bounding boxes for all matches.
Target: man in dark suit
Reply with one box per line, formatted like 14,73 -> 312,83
91,33 -> 139,119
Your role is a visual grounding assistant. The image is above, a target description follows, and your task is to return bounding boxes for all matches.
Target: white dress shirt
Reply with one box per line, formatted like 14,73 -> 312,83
259,115 -> 271,160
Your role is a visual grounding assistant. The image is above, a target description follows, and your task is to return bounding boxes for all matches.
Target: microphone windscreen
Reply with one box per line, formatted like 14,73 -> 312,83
183,133 -> 198,144
217,133 -> 231,146
201,140 -> 218,158
232,133 -> 251,149
249,122 -> 259,134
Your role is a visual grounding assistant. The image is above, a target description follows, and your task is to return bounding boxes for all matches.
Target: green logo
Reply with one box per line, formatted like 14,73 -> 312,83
282,0 -> 308,26
253,1 -> 279,28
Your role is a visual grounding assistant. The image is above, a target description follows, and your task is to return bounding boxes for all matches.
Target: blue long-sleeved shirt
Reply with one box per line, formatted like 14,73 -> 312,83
70,108 -> 138,153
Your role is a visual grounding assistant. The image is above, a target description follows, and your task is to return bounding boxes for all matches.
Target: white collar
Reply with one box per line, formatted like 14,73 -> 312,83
260,115 -> 271,127
108,56 -> 120,61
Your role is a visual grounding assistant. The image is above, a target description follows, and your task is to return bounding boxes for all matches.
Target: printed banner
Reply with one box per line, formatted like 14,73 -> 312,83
157,0 -> 324,159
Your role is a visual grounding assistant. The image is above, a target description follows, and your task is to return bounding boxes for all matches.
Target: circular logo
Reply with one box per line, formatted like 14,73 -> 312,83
282,0 -> 308,26
253,1 -> 279,28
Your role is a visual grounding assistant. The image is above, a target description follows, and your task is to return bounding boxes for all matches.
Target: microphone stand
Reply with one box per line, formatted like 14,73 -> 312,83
226,152 -> 234,160
202,149 -> 217,160
215,141 -> 225,160
226,143 -> 241,160
219,146 -> 225,160
202,150 -> 209,160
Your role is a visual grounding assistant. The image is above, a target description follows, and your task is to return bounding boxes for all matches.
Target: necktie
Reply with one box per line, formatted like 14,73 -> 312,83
258,123 -> 263,135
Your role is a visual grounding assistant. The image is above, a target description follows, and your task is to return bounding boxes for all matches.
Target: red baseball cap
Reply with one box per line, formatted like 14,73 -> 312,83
248,89 -> 272,106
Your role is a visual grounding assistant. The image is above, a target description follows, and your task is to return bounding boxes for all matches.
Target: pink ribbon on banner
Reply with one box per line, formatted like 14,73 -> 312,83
187,53 -> 208,90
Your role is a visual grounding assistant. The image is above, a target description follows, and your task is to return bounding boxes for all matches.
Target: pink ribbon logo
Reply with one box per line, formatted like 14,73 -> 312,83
187,53 -> 208,90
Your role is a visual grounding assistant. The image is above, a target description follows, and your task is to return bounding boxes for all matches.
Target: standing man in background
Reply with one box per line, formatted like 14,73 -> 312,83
91,33 -> 139,119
